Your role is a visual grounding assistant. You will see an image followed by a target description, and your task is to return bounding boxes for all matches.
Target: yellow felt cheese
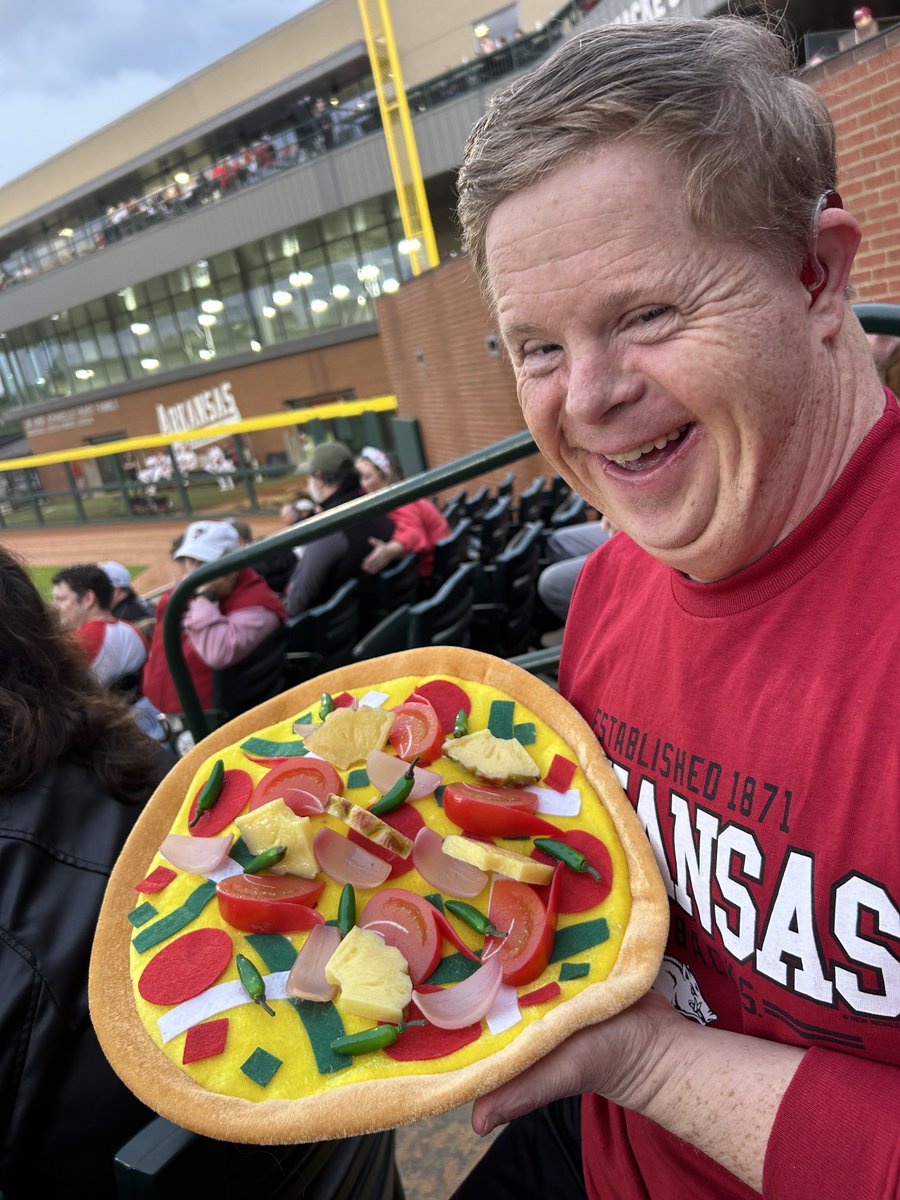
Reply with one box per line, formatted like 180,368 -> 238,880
300,706 -> 395,769
324,926 -> 412,1023
443,728 -> 541,784
234,799 -> 317,877
442,833 -> 554,885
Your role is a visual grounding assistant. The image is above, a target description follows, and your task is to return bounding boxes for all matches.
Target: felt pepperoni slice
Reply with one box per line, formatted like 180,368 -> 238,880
138,928 -> 234,1005
347,803 -> 425,878
188,769 -> 253,836
383,991 -> 481,1062
520,982 -> 562,1008
135,865 -> 177,893
404,679 -> 471,733
532,831 -> 613,913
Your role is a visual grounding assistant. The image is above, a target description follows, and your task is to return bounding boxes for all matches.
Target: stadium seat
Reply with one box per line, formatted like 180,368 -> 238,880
285,578 -> 361,685
471,521 -> 545,659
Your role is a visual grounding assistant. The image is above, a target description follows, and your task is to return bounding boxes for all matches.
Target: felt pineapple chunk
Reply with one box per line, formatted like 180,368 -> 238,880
443,729 -> 541,785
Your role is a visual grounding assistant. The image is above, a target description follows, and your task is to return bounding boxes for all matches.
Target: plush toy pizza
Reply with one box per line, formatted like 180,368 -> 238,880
90,647 -> 668,1144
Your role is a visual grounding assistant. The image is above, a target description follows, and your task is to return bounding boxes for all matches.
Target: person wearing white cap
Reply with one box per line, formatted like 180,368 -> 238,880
142,520 -> 286,715
98,560 -> 155,627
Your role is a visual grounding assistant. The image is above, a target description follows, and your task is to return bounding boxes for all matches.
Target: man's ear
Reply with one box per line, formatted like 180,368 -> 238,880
805,207 -> 861,340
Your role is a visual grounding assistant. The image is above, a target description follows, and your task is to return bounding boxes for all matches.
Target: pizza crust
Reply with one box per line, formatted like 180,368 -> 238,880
89,647 -> 668,1144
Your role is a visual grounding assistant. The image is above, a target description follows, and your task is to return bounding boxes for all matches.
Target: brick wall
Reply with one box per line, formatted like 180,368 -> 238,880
375,255 -> 549,501
807,28 -> 900,302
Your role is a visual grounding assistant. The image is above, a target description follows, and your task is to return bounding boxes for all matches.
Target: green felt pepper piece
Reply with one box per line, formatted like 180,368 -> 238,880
132,880 -> 217,952
289,999 -> 352,1075
240,1046 -> 282,1087
241,737 -> 309,758
549,918 -> 610,963
488,699 -> 515,739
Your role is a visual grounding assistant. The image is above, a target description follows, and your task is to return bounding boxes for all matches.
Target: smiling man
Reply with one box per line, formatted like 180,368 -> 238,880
455,17 -> 898,1200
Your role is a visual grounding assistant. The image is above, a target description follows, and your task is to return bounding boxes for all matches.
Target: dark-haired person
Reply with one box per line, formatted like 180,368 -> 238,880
284,441 -> 394,616
52,562 -> 148,688
455,16 -> 899,1200
0,547 -> 168,1197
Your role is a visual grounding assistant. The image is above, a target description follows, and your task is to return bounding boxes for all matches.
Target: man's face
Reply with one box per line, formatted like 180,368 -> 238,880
52,581 -> 91,630
485,141 -> 823,581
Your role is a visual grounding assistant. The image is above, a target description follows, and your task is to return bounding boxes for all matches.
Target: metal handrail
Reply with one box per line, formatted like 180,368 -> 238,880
163,430 -> 538,739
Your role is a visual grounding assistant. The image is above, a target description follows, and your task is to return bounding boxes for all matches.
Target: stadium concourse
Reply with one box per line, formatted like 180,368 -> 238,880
1,513 -> 499,1197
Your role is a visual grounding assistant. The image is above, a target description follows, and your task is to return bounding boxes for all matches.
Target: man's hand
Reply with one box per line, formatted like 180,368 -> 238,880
199,571 -> 239,599
361,538 -> 403,575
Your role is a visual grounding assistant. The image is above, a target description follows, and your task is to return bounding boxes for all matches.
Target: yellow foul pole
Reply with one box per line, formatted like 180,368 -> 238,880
358,0 -> 439,276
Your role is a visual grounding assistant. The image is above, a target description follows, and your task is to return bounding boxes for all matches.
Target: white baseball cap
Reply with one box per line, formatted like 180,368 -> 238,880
174,520 -> 240,563
99,560 -> 131,589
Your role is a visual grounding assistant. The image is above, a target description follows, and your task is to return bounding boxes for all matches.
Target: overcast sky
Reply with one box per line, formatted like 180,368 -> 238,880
0,0 -> 319,188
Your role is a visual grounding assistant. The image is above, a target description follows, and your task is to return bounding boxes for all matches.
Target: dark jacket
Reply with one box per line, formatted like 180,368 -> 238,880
111,589 -> 156,624
285,480 -> 393,617
0,758 -> 166,1197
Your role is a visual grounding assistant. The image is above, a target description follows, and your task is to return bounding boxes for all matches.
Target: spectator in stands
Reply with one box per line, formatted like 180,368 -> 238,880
229,517 -> 298,597
99,560 -> 156,628
51,563 -> 148,689
285,441 -> 394,616
537,518 -> 618,623
142,520 -> 286,714
355,445 -> 451,583
0,546 -> 167,1197
853,6 -> 879,40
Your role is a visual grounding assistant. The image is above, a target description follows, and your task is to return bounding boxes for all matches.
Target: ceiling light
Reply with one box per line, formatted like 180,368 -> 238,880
473,23 -> 490,37
357,295 -> 368,306
34,376 -> 46,385
329,96 -> 340,107
198,313 -> 217,327
331,284 -> 350,300
58,227 -> 74,238
262,305 -> 277,319
140,357 -> 160,370
50,313 -> 60,321
75,368 -> 95,380
382,278 -> 400,293
198,348 -> 215,360
174,171 -> 191,184
398,238 -> 421,255
130,321 -> 150,336
272,290 -> 293,306
310,299 -> 329,313
289,270 -> 313,287
201,298 -> 224,314
357,264 -> 380,282
119,287 -> 137,311
250,339 -> 262,352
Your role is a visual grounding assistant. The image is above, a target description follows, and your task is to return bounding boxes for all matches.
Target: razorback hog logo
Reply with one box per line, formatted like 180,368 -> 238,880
653,955 -> 717,1025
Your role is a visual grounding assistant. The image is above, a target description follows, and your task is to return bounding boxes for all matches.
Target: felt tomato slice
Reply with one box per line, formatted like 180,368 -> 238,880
216,873 -> 325,933
405,680 -> 471,733
358,888 -> 441,986
442,782 -> 561,838
483,871 -> 560,987
388,700 -> 444,764
249,759 -> 343,816
188,769 -> 253,836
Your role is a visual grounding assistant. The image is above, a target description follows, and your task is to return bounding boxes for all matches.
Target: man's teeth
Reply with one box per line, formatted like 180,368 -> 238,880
605,425 -> 688,465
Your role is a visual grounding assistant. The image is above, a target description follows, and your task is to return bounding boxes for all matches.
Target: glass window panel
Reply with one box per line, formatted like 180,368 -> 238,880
320,209 -> 352,240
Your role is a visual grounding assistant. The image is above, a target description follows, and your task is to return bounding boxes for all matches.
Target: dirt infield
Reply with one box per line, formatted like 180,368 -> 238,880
0,514 -> 285,595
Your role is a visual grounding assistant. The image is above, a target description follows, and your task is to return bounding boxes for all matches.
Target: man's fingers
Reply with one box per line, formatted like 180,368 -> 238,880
471,1040 -> 588,1135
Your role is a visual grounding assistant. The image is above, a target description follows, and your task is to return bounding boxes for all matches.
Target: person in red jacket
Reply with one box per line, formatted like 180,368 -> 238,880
355,445 -> 451,582
455,16 -> 898,1200
142,520 -> 285,716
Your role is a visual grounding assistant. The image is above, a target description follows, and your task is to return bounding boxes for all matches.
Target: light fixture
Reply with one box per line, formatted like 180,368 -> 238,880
329,96 -> 340,107
174,171 -> 191,184
262,305 -> 277,319
130,321 -> 150,336
75,368 -> 95,380
198,313 -> 217,327
398,238 -> 421,255
331,284 -> 350,300
357,294 -> 368,306
382,278 -> 400,293
58,227 -> 74,238
198,348 -> 215,360
272,290 -> 293,306
34,376 -> 46,385
201,298 -> 224,314
357,264 -> 380,282
473,23 -> 490,37
140,357 -> 160,370
50,313 -> 60,322
250,339 -> 262,352
310,299 -> 329,313
192,260 -> 210,288
289,270 -> 313,287
118,286 -> 137,311
281,234 -> 300,258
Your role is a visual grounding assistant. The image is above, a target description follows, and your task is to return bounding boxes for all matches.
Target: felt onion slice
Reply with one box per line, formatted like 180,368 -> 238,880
313,827 -> 392,887
285,924 -> 341,1002
366,750 -> 442,802
413,826 -> 488,898
412,956 -> 503,1029
160,832 -> 234,875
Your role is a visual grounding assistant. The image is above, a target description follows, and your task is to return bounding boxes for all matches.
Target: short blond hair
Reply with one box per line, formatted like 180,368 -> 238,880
458,18 -> 837,303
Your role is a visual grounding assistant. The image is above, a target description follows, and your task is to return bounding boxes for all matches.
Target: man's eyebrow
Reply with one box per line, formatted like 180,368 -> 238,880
499,289 -> 649,342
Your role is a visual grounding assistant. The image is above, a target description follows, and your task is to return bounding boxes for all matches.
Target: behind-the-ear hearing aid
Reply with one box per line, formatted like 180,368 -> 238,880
801,189 -> 843,299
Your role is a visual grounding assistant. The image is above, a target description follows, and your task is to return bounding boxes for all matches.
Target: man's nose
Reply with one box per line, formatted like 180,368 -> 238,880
565,348 -> 645,422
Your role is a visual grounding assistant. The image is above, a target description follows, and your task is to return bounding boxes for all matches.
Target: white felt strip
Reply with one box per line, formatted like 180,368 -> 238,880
157,970 -> 290,1043
526,786 -> 582,817
485,984 -> 521,1035
359,690 -> 389,709
206,857 -> 244,884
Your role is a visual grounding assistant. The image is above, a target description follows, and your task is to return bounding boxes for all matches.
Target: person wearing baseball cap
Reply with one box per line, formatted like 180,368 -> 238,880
284,441 -> 394,616
98,560 -> 155,627
142,520 -> 285,716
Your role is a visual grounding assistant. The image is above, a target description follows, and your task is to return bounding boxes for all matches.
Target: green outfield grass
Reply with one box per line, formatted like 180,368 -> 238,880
29,564 -> 146,601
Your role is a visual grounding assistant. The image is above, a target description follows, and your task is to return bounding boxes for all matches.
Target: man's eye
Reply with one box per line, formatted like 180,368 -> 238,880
523,342 -> 561,357
634,306 -> 670,325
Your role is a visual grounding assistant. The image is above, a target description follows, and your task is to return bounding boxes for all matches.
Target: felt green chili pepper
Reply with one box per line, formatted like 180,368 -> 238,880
330,1020 -> 426,1056
188,758 -> 225,828
319,692 -> 335,720
452,708 -> 469,738
370,756 -> 421,816
337,883 -> 356,938
533,837 -> 602,881
444,899 -> 508,939
235,953 -> 276,1016
243,845 -> 287,875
